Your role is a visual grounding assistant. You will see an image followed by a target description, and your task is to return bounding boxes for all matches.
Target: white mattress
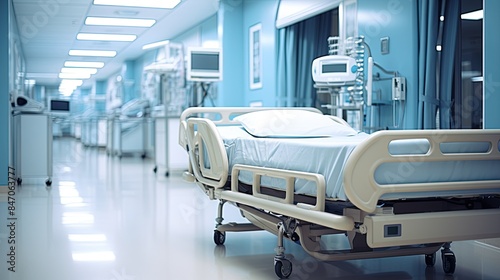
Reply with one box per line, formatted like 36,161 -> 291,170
216,126 -> 500,201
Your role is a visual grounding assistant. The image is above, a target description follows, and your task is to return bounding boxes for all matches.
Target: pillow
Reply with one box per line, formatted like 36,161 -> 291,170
233,109 -> 357,138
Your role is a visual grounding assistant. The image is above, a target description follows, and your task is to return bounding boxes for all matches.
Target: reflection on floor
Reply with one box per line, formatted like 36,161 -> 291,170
0,137 -> 499,280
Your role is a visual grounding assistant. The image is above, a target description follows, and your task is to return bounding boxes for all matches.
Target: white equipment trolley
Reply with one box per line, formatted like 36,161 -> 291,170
12,110 -> 53,187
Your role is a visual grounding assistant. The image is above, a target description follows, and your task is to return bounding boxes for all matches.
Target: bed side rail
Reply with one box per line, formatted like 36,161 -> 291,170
223,164 -> 355,232
344,129 -> 500,213
183,117 -> 229,188
180,106 -> 322,125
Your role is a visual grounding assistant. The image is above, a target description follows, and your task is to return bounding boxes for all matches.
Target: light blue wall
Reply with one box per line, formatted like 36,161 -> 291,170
242,0 -> 279,106
216,0 -> 279,107
483,0 -> 500,129
357,0 -> 418,129
1,0 -> 9,185
218,0 -> 244,106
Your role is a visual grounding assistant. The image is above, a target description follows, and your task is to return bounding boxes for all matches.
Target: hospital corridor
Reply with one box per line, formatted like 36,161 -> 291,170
0,136 -> 498,280
2,0 -> 500,279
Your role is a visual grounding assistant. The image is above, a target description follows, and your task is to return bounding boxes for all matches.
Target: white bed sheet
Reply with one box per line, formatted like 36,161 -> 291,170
216,126 -> 500,201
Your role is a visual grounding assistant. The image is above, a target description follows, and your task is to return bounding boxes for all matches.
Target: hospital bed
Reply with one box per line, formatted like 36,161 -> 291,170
178,106 -> 500,279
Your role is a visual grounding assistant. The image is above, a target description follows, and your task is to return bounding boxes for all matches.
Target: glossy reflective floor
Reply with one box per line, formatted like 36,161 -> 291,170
1,137 -> 500,280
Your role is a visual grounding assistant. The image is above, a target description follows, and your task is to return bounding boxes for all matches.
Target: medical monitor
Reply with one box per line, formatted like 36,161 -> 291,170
50,100 -> 70,112
312,55 -> 357,85
186,47 -> 222,82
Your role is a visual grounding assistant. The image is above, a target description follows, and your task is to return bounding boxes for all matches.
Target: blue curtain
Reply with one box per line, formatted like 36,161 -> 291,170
276,11 -> 332,107
417,0 -> 460,129
438,1 -> 460,129
417,0 -> 439,129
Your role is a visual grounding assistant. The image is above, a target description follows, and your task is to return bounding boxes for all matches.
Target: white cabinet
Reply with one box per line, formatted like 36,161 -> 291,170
13,112 -> 52,186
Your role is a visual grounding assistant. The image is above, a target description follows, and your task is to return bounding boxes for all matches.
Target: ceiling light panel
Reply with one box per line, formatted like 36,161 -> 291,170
60,80 -> 84,87
142,40 -> 170,50
77,33 -> 137,42
69,50 -> 117,57
93,0 -> 181,9
61,68 -> 98,75
59,73 -> 92,79
85,17 -> 156,27
65,61 -> 105,68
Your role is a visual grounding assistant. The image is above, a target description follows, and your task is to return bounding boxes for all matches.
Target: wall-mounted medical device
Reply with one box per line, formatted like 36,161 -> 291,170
186,47 -> 222,82
11,95 -> 45,113
392,76 -> 406,101
311,55 -> 357,85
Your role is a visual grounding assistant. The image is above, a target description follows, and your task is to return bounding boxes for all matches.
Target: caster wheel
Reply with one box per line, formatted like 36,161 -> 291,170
45,179 -> 52,187
441,251 -> 456,275
214,230 -> 226,245
425,252 -> 436,267
290,232 -> 300,242
274,259 -> 292,279
153,166 -> 158,173
141,154 -> 146,159
17,178 -> 22,185
165,172 -> 169,177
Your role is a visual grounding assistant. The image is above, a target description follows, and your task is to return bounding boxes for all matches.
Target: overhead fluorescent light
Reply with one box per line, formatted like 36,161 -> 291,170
61,68 -> 98,75
59,72 -> 92,79
26,73 -> 59,79
142,40 -> 170,50
461,9 -> 483,20
93,0 -> 181,9
77,33 -> 137,42
69,50 -> 117,57
85,16 -> 156,27
65,61 -> 105,68
59,89 -> 74,97
60,80 -> 84,87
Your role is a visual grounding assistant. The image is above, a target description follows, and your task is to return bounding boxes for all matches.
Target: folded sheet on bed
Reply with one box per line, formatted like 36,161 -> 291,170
216,126 -> 500,201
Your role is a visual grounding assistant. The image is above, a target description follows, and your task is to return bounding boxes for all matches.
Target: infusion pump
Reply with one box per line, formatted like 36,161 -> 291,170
312,55 -> 357,85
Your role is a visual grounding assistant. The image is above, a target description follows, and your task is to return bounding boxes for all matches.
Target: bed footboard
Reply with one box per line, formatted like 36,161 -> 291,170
344,129 -> 500,213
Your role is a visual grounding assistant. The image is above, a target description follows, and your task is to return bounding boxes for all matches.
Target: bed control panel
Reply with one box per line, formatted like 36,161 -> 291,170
384,224 -> 402,238
365,209 -> 500,248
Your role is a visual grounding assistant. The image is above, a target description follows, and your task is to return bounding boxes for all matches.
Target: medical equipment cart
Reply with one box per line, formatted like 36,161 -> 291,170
12,111 -> 53,186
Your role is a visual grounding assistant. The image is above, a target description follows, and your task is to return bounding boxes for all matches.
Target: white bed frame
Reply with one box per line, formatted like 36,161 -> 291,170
179,107 -> 500,279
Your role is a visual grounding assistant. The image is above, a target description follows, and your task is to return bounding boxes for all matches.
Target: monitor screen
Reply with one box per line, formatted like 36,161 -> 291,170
50,100 -> 70,112
186,47 -> 222,81
322,63 -> 347,73
191,53 -> 220,71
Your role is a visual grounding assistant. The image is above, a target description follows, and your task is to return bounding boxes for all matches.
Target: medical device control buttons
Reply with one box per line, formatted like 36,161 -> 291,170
351,65 -> 358,73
